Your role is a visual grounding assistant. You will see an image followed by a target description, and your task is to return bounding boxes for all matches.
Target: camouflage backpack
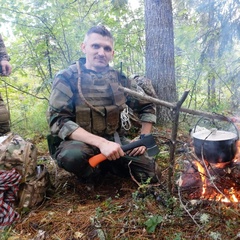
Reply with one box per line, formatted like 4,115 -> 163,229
0,132 -> 50,208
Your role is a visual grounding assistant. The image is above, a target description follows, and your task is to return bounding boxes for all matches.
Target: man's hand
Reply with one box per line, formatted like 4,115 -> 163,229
69,127 -> 125,160
126,121 -> 153,156
0,60 -> 12,76
127,137 -> 147,156
98,140 -> 125,160
69,127 -> 125,161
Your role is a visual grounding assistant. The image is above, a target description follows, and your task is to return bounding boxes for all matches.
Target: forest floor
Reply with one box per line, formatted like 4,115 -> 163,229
1,124 -> 240,240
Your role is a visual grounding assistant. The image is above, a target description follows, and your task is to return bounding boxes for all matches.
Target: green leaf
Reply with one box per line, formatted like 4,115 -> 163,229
144,215 -> 163,233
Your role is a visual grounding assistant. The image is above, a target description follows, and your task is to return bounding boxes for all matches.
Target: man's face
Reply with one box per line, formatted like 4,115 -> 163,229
81,33 -> 114,72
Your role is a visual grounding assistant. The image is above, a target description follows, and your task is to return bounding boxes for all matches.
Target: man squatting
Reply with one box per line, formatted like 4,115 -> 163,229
47,25 -> 161,185
0,34 -> 12,136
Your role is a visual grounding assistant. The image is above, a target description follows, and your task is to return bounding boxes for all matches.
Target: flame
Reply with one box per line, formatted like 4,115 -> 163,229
192,140 -> 240,203
233,140 -> 240,163
195,161 -> 207,195
194,161 -> 239,203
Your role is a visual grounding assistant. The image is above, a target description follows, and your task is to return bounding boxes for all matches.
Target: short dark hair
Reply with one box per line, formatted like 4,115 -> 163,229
84,25 -> 114,43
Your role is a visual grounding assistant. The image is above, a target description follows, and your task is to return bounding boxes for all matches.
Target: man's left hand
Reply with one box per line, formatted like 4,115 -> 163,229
127,135 -> 147,156
0,60 -> 12,76
127,145 -> 147,156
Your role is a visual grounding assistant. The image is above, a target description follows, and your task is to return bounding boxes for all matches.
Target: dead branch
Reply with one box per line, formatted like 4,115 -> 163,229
168,90 -> 190,195
120,86 -> 233,122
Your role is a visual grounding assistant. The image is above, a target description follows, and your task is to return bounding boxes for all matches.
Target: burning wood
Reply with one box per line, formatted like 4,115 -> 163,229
177,141 -> 240,203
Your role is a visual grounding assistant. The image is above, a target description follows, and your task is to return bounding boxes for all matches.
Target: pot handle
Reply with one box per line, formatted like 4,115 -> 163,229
193,114 -> 239,140
216,113 -> 239,140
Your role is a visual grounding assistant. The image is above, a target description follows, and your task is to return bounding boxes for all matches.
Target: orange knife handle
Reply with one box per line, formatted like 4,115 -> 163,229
89,153 -> 107,167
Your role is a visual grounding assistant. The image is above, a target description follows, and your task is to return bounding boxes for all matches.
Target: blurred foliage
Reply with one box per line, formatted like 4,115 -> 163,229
0,2 -> 240,239
0,0 -> 239,135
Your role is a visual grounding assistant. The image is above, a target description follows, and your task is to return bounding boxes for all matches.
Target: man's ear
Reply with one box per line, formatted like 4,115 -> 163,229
110,50 -> 115,60
81,43 -> 86,54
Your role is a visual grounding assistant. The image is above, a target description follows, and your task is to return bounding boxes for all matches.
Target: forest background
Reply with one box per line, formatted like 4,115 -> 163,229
0,0 -> 240,239
0,0 -> 239,140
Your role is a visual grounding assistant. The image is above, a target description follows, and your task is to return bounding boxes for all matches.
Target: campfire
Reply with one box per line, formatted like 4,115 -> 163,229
194,158 -> 240,203
178,137 -> 240,203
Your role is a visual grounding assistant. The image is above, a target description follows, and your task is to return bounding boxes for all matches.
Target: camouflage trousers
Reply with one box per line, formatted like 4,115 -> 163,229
54,136 -> 161,184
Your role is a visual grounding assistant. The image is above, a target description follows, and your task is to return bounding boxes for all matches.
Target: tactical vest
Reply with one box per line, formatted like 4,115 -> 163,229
68,64 -> 126,136
0,93 -> 10,136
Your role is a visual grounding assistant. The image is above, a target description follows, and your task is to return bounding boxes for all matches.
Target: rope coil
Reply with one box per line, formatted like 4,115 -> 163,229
120,106 -> 131,130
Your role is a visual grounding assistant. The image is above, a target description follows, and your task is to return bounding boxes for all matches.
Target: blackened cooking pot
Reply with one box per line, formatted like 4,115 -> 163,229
192,128 -> 238,163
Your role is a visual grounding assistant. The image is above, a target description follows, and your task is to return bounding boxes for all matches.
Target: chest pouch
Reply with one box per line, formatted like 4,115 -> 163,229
110,83 -> 126,107
91,107 -> 106,135
75,107 -> 91,133
105,105 -> 120,135
0,101 -> 10,124
0,99 -> 10,135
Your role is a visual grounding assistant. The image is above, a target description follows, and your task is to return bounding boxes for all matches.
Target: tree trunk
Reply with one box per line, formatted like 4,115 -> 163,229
144,0 -> 176,124
207,1 -> 217,109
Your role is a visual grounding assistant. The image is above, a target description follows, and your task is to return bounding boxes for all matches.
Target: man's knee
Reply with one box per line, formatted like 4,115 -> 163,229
129,157 -> 161,183
56,146 -> 85,171
55,140 -> 96,176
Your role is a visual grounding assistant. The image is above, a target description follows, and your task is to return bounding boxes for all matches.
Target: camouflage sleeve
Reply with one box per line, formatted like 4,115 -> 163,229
0,34 -> 10,61
126,75 -> 157,124
47,69 -> 79,140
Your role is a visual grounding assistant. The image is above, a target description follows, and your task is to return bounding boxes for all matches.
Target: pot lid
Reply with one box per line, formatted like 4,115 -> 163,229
192,128 -> 238,141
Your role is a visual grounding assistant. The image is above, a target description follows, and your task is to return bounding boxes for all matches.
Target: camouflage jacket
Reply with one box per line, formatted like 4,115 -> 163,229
0,34 -> 10,61
47,58 -> 157,140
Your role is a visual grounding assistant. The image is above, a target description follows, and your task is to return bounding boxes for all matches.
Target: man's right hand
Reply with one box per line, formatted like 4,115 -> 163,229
69,127 -> 125,161
98,140 -> 125,160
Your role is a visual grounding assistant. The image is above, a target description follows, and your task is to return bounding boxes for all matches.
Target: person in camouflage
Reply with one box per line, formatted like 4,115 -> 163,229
0,34 -> 12,76
0,34 -> 11,136
47,25 -> 161,185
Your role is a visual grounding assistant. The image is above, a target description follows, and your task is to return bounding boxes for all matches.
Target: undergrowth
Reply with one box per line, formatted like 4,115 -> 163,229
1,116 -> 240,239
